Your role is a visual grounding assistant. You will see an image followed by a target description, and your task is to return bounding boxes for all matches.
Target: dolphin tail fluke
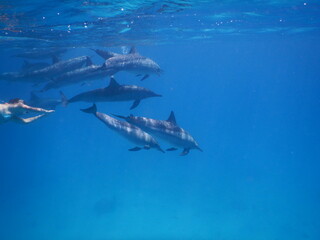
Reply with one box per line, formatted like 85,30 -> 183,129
81,104 -> 97,114
59,91 -> 68,107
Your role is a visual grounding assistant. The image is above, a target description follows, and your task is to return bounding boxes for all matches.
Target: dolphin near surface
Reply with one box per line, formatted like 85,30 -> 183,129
81,104 -> 164,153
0,99 -> 54,124
23,56 -> 92,83
113,112 -> 202,156
60,77 -> 162,110
97,47 -> 162,81
41,64 -> 110,92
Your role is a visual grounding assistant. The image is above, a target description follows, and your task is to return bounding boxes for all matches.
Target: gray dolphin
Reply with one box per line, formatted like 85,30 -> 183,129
26,92 -> 62,110
81,104 -> 164,153
60,77 -> 162,110
0,99 -> 54,124
100,47 -> 162,81
41,64 -> 110,91
23,56 -> 92,83
113,112 -> 202,156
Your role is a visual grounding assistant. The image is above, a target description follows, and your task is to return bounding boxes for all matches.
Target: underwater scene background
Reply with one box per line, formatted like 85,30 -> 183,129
1,1 -> 320,239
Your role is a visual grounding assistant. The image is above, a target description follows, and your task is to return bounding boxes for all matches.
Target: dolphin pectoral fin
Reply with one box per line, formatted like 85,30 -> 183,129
136,74 -> 142,77
130,100 -> 140,110
166,147 -> 178,151
196,146 -> 203,152
180,148 -> 190,156
140,74 -> 149,81
129,147 -> 142,151
143,145 -> 151,150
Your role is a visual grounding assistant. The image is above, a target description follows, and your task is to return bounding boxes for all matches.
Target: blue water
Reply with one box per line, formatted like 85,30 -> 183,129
1,1 -> 320,240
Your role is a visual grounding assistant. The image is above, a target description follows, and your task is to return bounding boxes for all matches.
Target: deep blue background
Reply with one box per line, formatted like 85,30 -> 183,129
0,37 -> 320,239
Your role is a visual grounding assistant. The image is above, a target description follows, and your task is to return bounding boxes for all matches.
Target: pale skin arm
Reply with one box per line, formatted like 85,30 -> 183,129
21,104 -> 54,114
11,114 -> 45,124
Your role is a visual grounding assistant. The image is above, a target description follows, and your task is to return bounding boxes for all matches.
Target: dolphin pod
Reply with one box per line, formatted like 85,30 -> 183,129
81,104 -> 165,153
1,47 -> 202,155
113,112 -> 202,156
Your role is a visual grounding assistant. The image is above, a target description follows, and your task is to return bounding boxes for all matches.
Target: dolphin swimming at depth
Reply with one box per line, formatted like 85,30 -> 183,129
41,64 -> 111,91
21,60 -> 50,74
26,92 -> 62,110
113,111 -> 202,156
99,47 -> 162,81
81,104 -> 164,153
60,77 -> 162,110
0,99 -> 54,124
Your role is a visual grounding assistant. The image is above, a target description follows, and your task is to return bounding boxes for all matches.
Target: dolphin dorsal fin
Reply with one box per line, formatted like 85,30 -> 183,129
167,111 -> 177,125
108,77 -> 121,89
129,46 -> 138,54
52,55 -> 59,64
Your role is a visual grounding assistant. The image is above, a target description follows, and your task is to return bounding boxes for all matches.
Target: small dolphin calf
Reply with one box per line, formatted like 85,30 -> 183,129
0,99 -> 54,124
61,77 -> 161,109
100,47 -> 162,81
41,64 -> 110,91
81,104 -> 164,153
114,112 -> 202,156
